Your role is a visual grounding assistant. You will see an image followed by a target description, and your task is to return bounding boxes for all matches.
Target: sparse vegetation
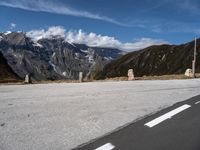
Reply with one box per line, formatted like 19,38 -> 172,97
95,40 -> 200,80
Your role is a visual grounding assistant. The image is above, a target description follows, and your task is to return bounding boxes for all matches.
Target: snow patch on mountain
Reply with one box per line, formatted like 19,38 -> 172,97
62,72 -> 67,76
80,49 -> 88,53
68,42 -> 77,47
52,52 -> 56,57
49,61 -> 57,73
74,53 -> 80,60
33,42 -> 43,48
86,55 -> 94,63
80,48 -> 95,63
104,57 -> 113,60
4,31 -> 11,35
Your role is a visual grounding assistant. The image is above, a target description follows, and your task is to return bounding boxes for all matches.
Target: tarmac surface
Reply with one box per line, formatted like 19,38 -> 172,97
74,95 -> 200,150
0,79 -> 200,150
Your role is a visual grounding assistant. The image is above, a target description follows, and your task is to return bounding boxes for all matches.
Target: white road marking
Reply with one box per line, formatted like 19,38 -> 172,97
145,104 -> 191,128
195,101 -> 200,105
95,143 -> 115,150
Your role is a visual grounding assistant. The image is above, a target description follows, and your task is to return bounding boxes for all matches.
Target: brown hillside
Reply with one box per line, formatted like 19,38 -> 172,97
95,39 -> 200,79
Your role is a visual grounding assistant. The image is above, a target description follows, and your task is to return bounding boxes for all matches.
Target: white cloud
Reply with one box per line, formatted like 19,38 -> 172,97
118,37 -> 168,51
27,26 -> 66,41
0,0 -> 130,27
66,30 -> 121,48
27,26 -> 169,51
9,23 -> 16,29
65,29 -> 169,51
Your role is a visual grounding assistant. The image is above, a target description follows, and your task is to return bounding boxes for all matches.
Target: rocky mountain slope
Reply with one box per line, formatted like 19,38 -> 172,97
0,51 -> 21,82
0,32 -> 124,80
95,39 -> 200,79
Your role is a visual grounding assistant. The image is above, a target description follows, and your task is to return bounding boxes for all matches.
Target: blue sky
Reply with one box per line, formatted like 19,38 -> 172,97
0,0 -> 199,51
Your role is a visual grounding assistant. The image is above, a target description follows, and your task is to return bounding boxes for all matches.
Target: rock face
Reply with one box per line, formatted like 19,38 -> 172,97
0,32 -> 124,80
95,39 -> 200,79
0,51 -> 21,82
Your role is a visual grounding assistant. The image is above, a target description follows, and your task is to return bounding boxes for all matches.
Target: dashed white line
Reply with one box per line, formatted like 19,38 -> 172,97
95,143 -> 115,150
145,104 -> 191,128
195,101 -> 200,105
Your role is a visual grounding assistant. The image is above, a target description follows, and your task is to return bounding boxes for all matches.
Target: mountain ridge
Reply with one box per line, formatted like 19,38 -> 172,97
0,32 -> 124,81
95,39 -> 200,79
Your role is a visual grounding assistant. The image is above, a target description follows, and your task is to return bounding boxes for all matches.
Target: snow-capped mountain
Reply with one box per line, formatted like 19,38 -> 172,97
0,32 -> 124,80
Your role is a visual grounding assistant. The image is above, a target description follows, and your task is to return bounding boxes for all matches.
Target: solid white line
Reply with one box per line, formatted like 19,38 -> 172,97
95,143 -> 115,150
145,104 -> 191,128
195,101 -> 200,105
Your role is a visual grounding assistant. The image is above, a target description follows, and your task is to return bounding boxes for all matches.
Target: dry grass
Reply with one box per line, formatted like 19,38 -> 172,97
32,80 -> 80,84
0,79 -> 22,84
103,73 -> 200,81
1,73 -> 200,85
137,73 -> 200,80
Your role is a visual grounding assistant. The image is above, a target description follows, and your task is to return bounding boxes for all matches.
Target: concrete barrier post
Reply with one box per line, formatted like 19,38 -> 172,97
128,69 -> 135,80
79,72 -> 83,82
24,74 -> 30,84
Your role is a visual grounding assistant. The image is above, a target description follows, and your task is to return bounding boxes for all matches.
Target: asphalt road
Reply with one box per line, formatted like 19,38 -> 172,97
74,95 -> 200,150
1,79 -> 200,150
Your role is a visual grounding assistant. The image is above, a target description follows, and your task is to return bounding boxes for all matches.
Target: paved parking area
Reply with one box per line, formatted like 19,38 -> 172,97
0,79 -> 200,150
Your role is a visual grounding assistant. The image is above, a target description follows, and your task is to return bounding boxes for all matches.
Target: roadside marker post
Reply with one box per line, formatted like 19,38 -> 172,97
192,38 -> 197,78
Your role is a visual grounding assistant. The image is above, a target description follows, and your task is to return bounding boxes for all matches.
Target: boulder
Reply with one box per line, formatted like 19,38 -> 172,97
184,69 -> 193,77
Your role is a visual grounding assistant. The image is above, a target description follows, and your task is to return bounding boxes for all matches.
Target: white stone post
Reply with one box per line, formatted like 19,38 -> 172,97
79,72 -> 83,82
128,69 -> 135,80
24,74 -> 30,84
